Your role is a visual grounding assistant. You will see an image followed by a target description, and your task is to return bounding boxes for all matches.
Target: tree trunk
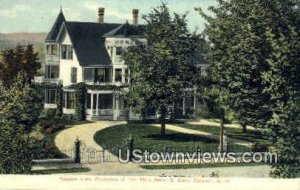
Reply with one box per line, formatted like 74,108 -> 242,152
160,107 -> 167,136
219,119 -> 224,152
241,124 -> 247,133
219,109 -> 225,152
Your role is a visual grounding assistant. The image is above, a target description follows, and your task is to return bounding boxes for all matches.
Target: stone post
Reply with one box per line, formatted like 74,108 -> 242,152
128,137 -> 134,162
74,138 -> 81,163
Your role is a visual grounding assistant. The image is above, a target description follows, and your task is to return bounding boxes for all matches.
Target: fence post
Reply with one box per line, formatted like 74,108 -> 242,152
128,137 -> 134,162
74,138 -> 81,163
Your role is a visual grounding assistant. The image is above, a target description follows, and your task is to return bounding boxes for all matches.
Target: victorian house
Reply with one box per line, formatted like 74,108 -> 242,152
35,8 -> 208,121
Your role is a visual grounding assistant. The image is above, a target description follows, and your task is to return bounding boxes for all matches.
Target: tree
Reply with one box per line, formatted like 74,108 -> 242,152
261,2 -> 300,178
124,3 -> 200,135
0,74 -> 43,132
197,0 -> 300,177
0,44 -> 41,89
197,0 -> 272,133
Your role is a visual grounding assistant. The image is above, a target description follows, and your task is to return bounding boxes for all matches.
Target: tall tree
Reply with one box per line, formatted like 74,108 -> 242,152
0,44 -> 41,89
261,1 -> 300,178
124,3 -> 200,135
0,74 -> 43,132
198,0 -> 300,177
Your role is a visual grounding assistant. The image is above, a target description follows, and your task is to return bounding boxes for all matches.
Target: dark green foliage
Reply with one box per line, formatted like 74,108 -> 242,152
74,82 -> 87,121
124,3 -> 202,135
0,75 -> 43,132
0,125 -> 32,174
0,44 -> 41,89
197,0 -> 300,177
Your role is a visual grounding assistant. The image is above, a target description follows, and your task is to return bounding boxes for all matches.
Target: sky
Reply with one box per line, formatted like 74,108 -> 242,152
0,0 -> 217,33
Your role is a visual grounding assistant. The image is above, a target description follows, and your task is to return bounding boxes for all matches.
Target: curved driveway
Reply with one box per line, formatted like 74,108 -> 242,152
55,121 -> 126,157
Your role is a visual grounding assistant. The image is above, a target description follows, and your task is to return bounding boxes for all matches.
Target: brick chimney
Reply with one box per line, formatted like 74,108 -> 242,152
132,9 -> 139,26
98,7 -> 105,23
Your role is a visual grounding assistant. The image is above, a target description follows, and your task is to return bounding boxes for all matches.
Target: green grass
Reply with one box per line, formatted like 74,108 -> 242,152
94,124 -> 249,158
177,123 -> 268,143
31,167 -> 90,174
140,162 -> 265,170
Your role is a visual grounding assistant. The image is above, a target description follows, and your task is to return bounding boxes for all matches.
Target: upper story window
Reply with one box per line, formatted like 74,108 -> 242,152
125,68 -> 129,83
45,65 -> 59,78
115,68 -> 122,82
95,68 -> 111,83
61,44 -> 73,60
116,47 -> 123,56
46,44 -> 58,55
71,67 -> 77,83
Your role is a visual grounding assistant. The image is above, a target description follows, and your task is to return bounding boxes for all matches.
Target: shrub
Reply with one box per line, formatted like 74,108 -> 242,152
0,125 -> 32,174
251,142 -> 270,152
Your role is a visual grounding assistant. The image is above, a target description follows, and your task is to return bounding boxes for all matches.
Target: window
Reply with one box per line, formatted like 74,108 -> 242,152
51,44 -> 58,55
125,68 -> 129,83
65,92 -> 75,109
115,69 -> 122,82
61,44 -> 73,59
84,68 -> 94,82
99,94 -> 113,109
45,65 -> 59,78
47,44 -> 58,55
71,67 -> 77,83
45,89 -> 57,104
86,93 -> 91,109
95,68 -> 111,83
116,47 -> 122,56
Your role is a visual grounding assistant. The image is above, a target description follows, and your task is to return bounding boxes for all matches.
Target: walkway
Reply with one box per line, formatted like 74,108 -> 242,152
53,120 -> 266,177
153,124 -> 253,147
55,121 -> 126,161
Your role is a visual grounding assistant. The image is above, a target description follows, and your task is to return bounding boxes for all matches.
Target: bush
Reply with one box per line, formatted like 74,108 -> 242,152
251,142 -> 270,152
39,119 -> 65,135
0,125 -> 32,174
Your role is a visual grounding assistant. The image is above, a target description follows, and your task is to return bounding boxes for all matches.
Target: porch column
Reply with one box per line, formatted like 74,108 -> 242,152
96,94 -> 99,116
91,93 -> 94,116
182,94 -> 186,116
113,94 -> 120,121
64,92 -> 67,108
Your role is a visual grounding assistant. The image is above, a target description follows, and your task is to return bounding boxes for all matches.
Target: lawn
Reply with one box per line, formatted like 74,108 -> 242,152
176,123 -> 269,144
94,124 -> 249,158
140,162 -> 265,170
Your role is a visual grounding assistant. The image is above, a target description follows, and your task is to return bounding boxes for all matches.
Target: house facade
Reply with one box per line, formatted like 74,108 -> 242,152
35,8 -> 209,121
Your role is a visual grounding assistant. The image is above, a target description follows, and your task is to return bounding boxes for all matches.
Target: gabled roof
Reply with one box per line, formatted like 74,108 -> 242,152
64,22 -> 120,66
103,22 -> 145,37
46,10 -> 66,42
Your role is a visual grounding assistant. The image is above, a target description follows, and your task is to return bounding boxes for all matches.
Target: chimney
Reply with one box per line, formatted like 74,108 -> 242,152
98,7 -> 105,23
132,9 -> 139,26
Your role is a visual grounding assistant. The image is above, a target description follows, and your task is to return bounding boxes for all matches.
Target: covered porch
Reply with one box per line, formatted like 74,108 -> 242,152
86,90 -> 128,120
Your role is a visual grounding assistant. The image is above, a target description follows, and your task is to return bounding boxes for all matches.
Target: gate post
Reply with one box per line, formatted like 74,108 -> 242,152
128,137 -> 134,162
74,138 -> 81,163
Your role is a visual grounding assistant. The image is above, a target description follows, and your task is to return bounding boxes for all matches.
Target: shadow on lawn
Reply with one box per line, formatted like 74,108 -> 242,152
143,133 -> 218,143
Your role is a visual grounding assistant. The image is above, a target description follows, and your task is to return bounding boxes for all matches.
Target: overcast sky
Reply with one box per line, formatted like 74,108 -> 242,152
0,0 -> 217,33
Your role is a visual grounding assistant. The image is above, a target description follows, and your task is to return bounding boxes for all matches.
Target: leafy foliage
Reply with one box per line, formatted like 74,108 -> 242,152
0,75 -> 43,132
0,125 -> 32,174
197,0 -> 300,177
0,44 -> 41,89
124,3 -> 202,135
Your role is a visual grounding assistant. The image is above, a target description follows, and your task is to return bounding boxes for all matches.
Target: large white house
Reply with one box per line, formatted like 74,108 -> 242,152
35,8 -> 209,121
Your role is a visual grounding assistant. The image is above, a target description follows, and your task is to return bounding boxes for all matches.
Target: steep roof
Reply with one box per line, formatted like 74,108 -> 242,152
46,10 -> 66,42
64,22 -> 120,66
103,22 -> 145,37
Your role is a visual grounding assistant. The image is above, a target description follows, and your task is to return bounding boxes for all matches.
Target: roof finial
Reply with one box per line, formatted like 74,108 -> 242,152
60,5 -> 63,13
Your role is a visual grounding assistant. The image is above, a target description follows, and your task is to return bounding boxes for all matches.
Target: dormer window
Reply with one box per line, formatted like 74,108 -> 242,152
61,44 -> 73,60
